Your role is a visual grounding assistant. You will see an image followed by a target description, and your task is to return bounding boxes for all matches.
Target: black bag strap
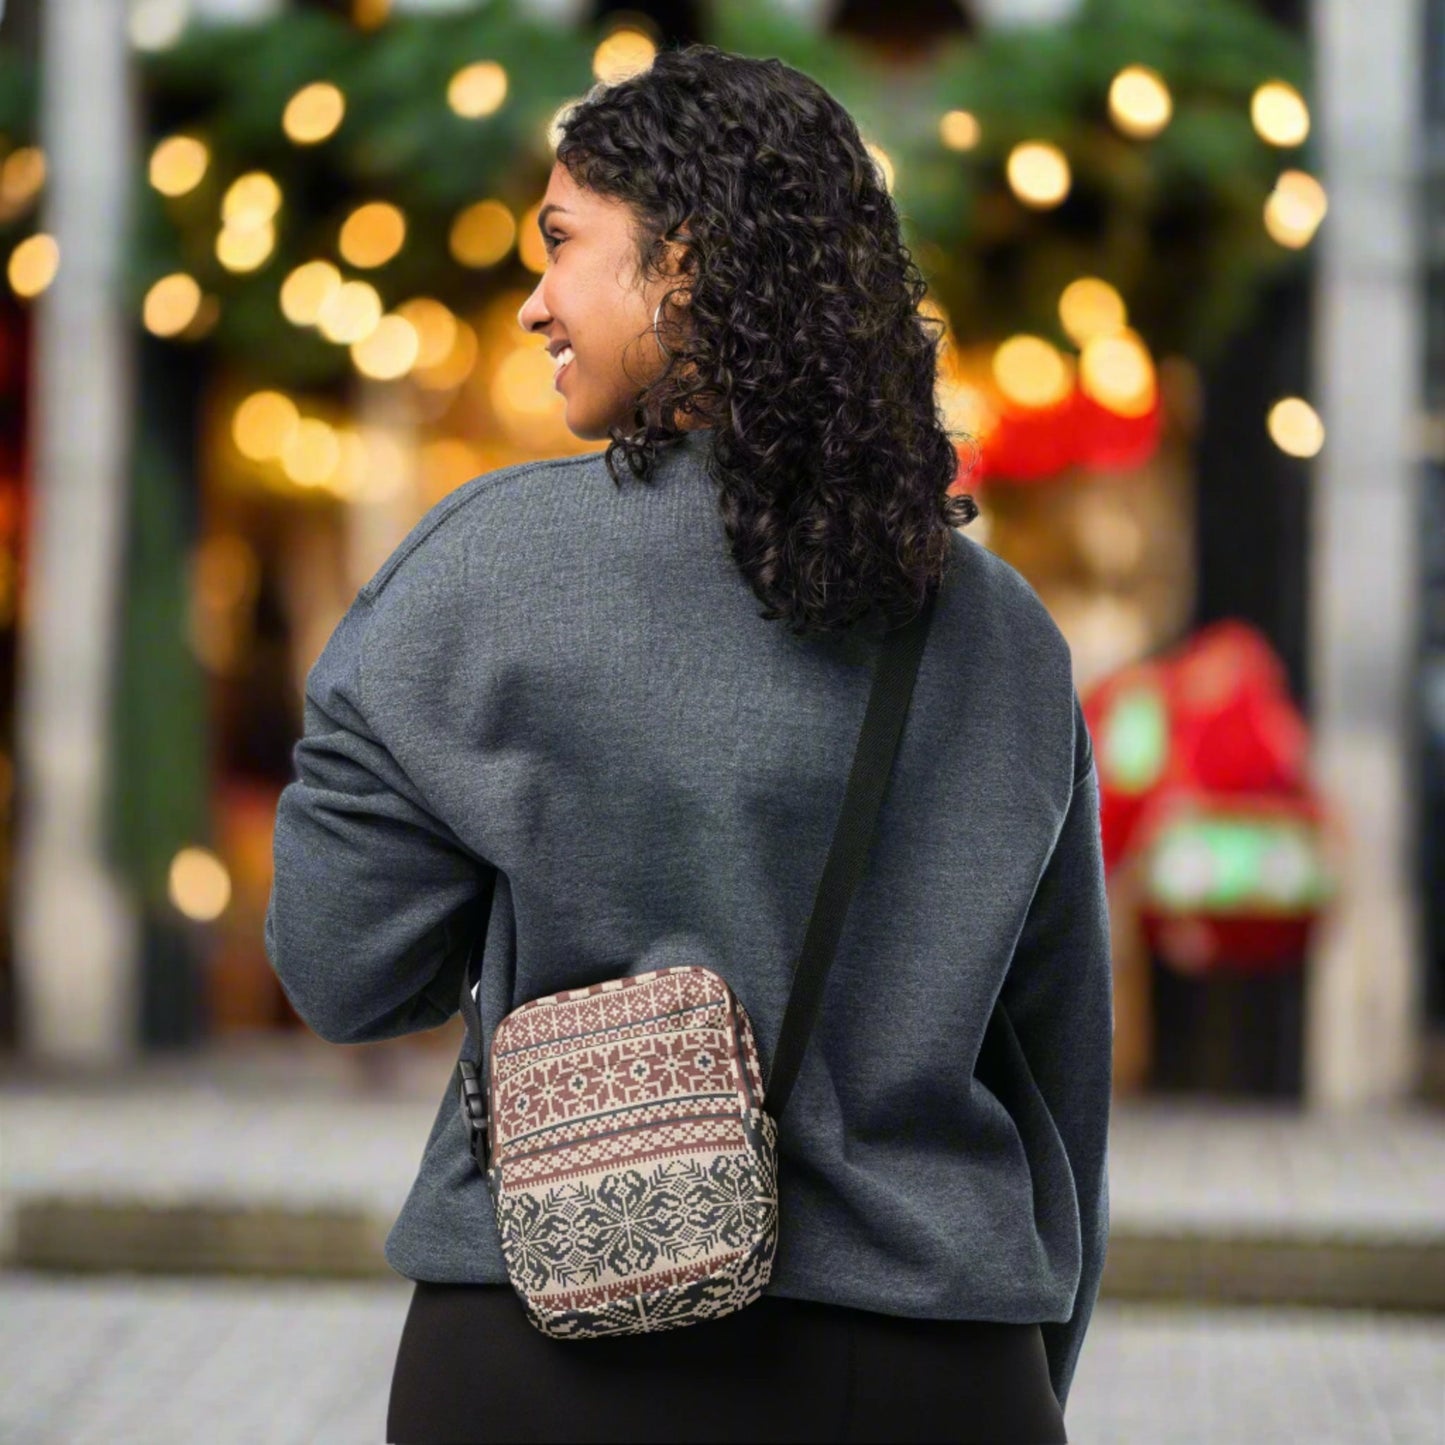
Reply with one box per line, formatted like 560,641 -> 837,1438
456,584 -> 938,1167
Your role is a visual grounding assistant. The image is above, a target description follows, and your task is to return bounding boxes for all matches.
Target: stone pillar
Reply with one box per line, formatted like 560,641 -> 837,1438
12,0 -> 139,1064
1306,0 -> 1426,1105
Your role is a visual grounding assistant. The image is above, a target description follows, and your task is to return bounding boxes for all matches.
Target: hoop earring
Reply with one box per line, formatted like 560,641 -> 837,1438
653,298 -> 671,360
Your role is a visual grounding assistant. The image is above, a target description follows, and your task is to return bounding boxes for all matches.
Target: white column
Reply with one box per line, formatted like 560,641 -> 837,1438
1306,0 -> 1426,1106
12,0 -> 139,1064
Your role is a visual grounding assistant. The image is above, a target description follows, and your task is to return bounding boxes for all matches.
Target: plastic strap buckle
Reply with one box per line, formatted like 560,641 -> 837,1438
456,1059 -> 489,1172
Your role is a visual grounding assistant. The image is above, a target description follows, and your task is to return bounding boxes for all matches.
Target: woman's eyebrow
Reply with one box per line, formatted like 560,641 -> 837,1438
537,204 -> 572,233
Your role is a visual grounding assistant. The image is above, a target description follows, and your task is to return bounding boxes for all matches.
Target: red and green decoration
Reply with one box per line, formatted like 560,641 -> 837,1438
1084,620 -> 1339,975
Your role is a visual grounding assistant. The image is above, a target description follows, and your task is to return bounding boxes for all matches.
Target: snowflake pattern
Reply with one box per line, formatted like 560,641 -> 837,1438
484,966 -> 781,1339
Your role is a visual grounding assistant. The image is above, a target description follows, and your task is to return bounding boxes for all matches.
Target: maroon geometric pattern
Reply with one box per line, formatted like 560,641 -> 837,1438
483,965 -> 780,1338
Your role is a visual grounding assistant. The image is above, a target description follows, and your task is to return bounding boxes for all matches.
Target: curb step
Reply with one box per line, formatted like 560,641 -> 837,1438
9,1197 -> 1445,1311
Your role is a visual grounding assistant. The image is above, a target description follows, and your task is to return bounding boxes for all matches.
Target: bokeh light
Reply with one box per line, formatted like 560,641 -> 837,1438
993,335 -> 1072,409
1268,396 -> 1325,457
143,273 -> 203,337
592,28 -> 657,84
1006,142 -> 1071,209
450,199 -> 516,268
149,135 -> 208,197
283,82 -> 346,145
7,233 -> 59,298
339,202 -> 406,269
1251,81 -> 1310,147
939,110 -> 981,151
448,61 -> 508,119
1109,65 -> 1173,139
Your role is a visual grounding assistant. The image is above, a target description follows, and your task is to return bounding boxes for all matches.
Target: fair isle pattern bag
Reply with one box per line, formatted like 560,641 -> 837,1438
454,585 -> 937,1339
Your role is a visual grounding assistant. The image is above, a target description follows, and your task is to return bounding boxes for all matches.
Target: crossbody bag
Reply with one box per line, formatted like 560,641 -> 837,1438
454,583 -> 937,1338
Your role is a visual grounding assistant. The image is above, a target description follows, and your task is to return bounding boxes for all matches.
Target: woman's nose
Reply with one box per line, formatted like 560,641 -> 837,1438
517,285 -> 547,335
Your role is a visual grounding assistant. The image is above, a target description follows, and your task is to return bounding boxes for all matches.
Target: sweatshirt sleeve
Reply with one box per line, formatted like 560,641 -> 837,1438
997,689 -> 1113,1413
263,589 -> 493,1045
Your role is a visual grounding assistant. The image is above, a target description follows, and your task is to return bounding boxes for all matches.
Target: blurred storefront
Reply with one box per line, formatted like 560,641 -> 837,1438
0,0 -> 1435,1109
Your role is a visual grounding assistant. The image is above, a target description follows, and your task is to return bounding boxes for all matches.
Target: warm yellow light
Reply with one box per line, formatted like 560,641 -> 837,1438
7,233 -> 59,298
593,28 -> 657,85
865,142 -> 895,194
939,110 -> 981,151
413,318 -> 478,390
493,344 -> 559,418
168,846 -> 231,922
280,260 -> 342,326
448,60 -> 509,119
1251,81 -> 1310,147
216,220 -> 275,273
0,146 -> 46,207
1006,142 -> 1071,209
450,199 -> 516,268
232,391 -> 300,462
1264,169 -> 1327,248
1080,329 -> 1157,417
351,314 -> 420,380
143,273 -> 203,337
1268,396 -> 1324,457
339,201 -> 406,269
395,297 -> 458,368
1059,277 -> 1127,347
149,135 -> 208,197
317,280 -> 383,344
1108,65 -> 1173,139
281,417 -> 342,487
992,335 -> 1072,409
222,171 -> 281,231
284,82 -> 346,145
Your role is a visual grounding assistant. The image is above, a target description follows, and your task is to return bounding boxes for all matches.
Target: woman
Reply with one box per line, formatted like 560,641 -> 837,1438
265,42 -> 1110,1445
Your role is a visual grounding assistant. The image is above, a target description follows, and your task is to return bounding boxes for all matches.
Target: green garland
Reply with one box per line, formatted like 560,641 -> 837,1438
5,0 -> 1309,385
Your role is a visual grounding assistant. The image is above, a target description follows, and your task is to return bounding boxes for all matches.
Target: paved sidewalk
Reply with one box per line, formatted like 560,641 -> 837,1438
3,1036 -> 1444,1306
3,1271 -> 1442,1445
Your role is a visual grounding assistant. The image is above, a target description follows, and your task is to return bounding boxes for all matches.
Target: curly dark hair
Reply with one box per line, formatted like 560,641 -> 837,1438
553,41 -> 980,640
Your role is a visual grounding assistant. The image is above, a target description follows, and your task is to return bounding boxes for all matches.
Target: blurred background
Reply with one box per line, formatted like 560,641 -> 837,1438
0,0 -> 1441,1441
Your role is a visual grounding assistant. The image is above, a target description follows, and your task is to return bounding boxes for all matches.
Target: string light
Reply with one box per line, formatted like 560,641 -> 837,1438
395,297 -> 458,369
7,233 -> 59,298
592,28 -> 657,84
1006,142 -> 1070,209
448,61 -> 508,119
1080,329 -> 1156,417
149,135 -> 208,196
283,82 -> 346,145
280,260 -> 342,326
1059,278 -> 1127,347
317,279 -> 383,344
1108,65 -> 1173,139
1264,169 -> 1327,248
0,147 -> 46,209
232,391 -> 299,461
339,202 -> 406,269
351,314 -> 420,380
450,199 -> 516,268
938,111 -> 981,151
992,335 -> 1072,409
168,846 -> 231,922
1251,81 -> 1310,147
143,273 -> 203,337
1268,397 -> 1324,457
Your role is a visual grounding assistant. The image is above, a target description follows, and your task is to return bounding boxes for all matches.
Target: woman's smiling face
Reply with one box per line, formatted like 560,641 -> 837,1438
517,160 -> 694,440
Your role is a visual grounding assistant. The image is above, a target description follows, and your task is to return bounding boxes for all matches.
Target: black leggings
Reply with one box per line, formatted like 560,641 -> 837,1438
387,1281 -> 1067,1444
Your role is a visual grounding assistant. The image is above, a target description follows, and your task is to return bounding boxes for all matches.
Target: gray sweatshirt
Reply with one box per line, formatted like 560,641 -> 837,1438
264,425 -> 1112,1412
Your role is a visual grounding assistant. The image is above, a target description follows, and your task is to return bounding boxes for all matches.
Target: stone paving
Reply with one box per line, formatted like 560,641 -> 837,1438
1,1270 -> 1441,1445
